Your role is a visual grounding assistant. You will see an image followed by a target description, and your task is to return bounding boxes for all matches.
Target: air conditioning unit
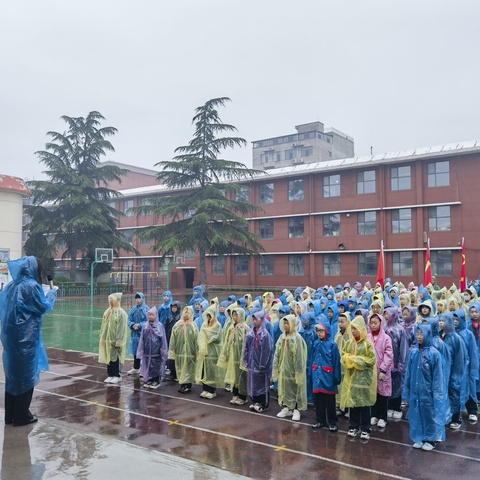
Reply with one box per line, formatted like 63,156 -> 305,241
293,158 -> 304,164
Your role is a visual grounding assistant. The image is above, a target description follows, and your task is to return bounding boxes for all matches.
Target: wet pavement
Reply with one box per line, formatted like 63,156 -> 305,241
1,347 -> 480,480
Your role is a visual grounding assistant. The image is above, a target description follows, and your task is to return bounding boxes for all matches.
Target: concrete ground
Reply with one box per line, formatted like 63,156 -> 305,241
1,347 -> 480,480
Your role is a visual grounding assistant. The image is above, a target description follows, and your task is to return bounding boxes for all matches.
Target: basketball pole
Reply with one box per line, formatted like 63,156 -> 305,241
90,259 -> 102,307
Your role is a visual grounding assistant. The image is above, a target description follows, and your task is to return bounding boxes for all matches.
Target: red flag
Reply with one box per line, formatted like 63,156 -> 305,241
376,240 -> 385,289
424,238 -> 432,286
460,237 -> 467,291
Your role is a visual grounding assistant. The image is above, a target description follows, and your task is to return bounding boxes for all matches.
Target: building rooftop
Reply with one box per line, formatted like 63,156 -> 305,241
0,174 -> 31,196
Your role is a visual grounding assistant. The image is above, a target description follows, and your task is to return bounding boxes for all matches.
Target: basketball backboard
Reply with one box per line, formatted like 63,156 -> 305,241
95,248 -> 114,263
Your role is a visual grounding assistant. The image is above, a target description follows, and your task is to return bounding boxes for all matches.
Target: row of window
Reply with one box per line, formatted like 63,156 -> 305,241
259,206 -> 451,239
253,131 -> 332,149
260,146 -> 314,164
211,250 -> 453,277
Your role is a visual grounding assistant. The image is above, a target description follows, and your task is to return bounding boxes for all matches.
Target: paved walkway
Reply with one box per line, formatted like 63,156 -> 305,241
1,347 -> 480,480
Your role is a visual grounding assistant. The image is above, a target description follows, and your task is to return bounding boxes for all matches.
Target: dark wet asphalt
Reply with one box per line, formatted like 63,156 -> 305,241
2,348 -> 480,480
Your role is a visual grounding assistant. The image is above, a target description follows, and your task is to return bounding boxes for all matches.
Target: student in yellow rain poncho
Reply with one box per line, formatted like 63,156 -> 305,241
272,314 -> 307,422
334,311 -> 352,415
99,293 -> 129,385
196,305 -> 223,399
340,315 -> 377,440
168,305 -> 198,394
217,307 -> 250,405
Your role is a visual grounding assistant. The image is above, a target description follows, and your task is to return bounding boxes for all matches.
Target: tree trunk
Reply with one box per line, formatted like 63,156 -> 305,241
69,247 -> 77,282
199,248 -> 208,295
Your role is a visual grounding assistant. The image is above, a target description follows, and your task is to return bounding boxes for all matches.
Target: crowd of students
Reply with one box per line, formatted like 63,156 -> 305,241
98,279 -> 480,452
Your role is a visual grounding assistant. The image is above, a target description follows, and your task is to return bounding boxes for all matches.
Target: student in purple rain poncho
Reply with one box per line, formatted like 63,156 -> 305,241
242,310 -> 273,413
137,307 -> 168,389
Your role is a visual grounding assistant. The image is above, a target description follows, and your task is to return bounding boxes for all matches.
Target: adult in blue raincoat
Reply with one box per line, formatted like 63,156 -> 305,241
0,256 -> 57,426
127,292 -> 149,375
402,324 -> 445,451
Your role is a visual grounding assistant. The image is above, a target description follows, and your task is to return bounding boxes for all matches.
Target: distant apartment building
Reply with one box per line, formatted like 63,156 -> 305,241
252,121 -> 354,170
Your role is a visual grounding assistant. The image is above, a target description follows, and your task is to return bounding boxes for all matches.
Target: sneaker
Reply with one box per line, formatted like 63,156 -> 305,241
200,391 -> 209,398
448,422 -> 461,430
225,385 -> 232,392
143,381 -> 153,388
312,422 -> 328,429
234,397 -> 246,405
387,409 -> 394,418
377,419 -> 387,428
336,408 -> 344,416
249,403 -> 258,410
392,410 -> 403,419
178,386 -> 191,394
401,401 -> 408,410
413,442 -> 424,449
371,417 -> 378,426
277,407 -> 293,418
292,409 -> 301,421
422,442 -> 435,451
150,382 -> 160,389
360,431 -> 371,440
104,377 -> 114,383
230,396 -> 239,404
468,414 -> 478,424
344,410 -> 350,419
127,368 -> 140,375
110,376 -> 121,384
347,429 -> 358,437
328,425 -> 338,432
254,405 -> 269,413
204,392 -> 217,399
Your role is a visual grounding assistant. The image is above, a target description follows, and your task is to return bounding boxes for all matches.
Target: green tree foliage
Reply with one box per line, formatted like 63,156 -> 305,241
25,111 -> 137,281
134,97 -> 265,289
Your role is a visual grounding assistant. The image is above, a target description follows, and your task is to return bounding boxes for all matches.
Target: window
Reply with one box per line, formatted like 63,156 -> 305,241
357,211 -> 376,235
323,174 -> 340,198
259,183 -> 274,204
259,256 -> 274,276
357,170 -> 376,194
288,254 -> 304,276
235,256 -> 249,276
391,166 -> 411,191
358,252 -> 377,276
236,185 -> 249,203
274,152 -> 281,162
288,217 -> 304,238
285,149 -> 295,160
124,199 -> 134,217
301,146 -> 313,157
391,208 -> 412,233
259,219 -> 274,239
288,179 -> 304,201
392,251 -> 413,276
324,254 -> 341,276
140,198 -> 152,217
123,229 -> 133,244
323,214 -> 340,236
212,256 -> 225,275
428,206 -> 451,231
140,234 -> 150,245
428,161 -> 449,187
260,153 -> 269,164
431,250 -> 452,276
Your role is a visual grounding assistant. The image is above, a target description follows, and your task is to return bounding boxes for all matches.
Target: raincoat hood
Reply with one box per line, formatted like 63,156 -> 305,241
202,305 -> 218,326
350,315 -> 368,341
453,308 -> 467,331
108,292 -> 123,307
162,291 -> 173,305
192,285 -> 203,297
251,309 -> 266,328
441,312 -> 455,333
415,324 -> 433,348
227,295 -> 237,303
316,321 -> 331,340
8,255 -> 39,283
280,314 -> 298,335
233,307 -> 246,323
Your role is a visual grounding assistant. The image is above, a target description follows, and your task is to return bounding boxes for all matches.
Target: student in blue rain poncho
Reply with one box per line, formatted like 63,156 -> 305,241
467,302 -> 480,406
326,303 -> 339,338
242,310 -> 273,413
402,324 -> 445,451
137,307 -> 168,389
158,290 -> 173,326
0,256 -> 57,426
453,308 -> 479,422
439,312 -> 466,429
127,292 -> 149,375
217,300 -> 228,328
188,285 -> 206,307
300,311 -> 317,402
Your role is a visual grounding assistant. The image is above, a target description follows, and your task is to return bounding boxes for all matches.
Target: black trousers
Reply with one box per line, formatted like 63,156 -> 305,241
202,383 -> 216,393
252,393 -> 269,408
4,388 -> 35,425
107,359 -> 120,377
466,396 -> 478,415
349,406 -> 371,433
388,396 -> 402,412
233,387 -> 247,401
372,393 -> 389,421
166,359 -> 176,379
314,392 -> 337,425
133,355 -> 141,370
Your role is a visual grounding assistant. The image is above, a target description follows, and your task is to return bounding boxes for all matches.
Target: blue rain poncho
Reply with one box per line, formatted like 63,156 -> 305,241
128,292 -> 149,355
300,311 -> 317,401
312,321 -> 341,394
158,290 -> 172,326
0,256 -> 57,396
402,324 -> 446,444
137,307 -> 168,381
188,285 -> 206,307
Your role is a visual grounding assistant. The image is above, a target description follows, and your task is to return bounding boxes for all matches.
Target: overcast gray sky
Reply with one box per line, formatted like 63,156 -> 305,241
1,0 -> 479,181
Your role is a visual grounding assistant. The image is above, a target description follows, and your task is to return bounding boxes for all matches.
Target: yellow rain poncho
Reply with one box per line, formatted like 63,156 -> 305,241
272,314 -> 308,411
340,315 -> 377,410
195,305 -> 223,387
168,306 -> 199,384
217,307 -> 250,393
99,293 -> 129,365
